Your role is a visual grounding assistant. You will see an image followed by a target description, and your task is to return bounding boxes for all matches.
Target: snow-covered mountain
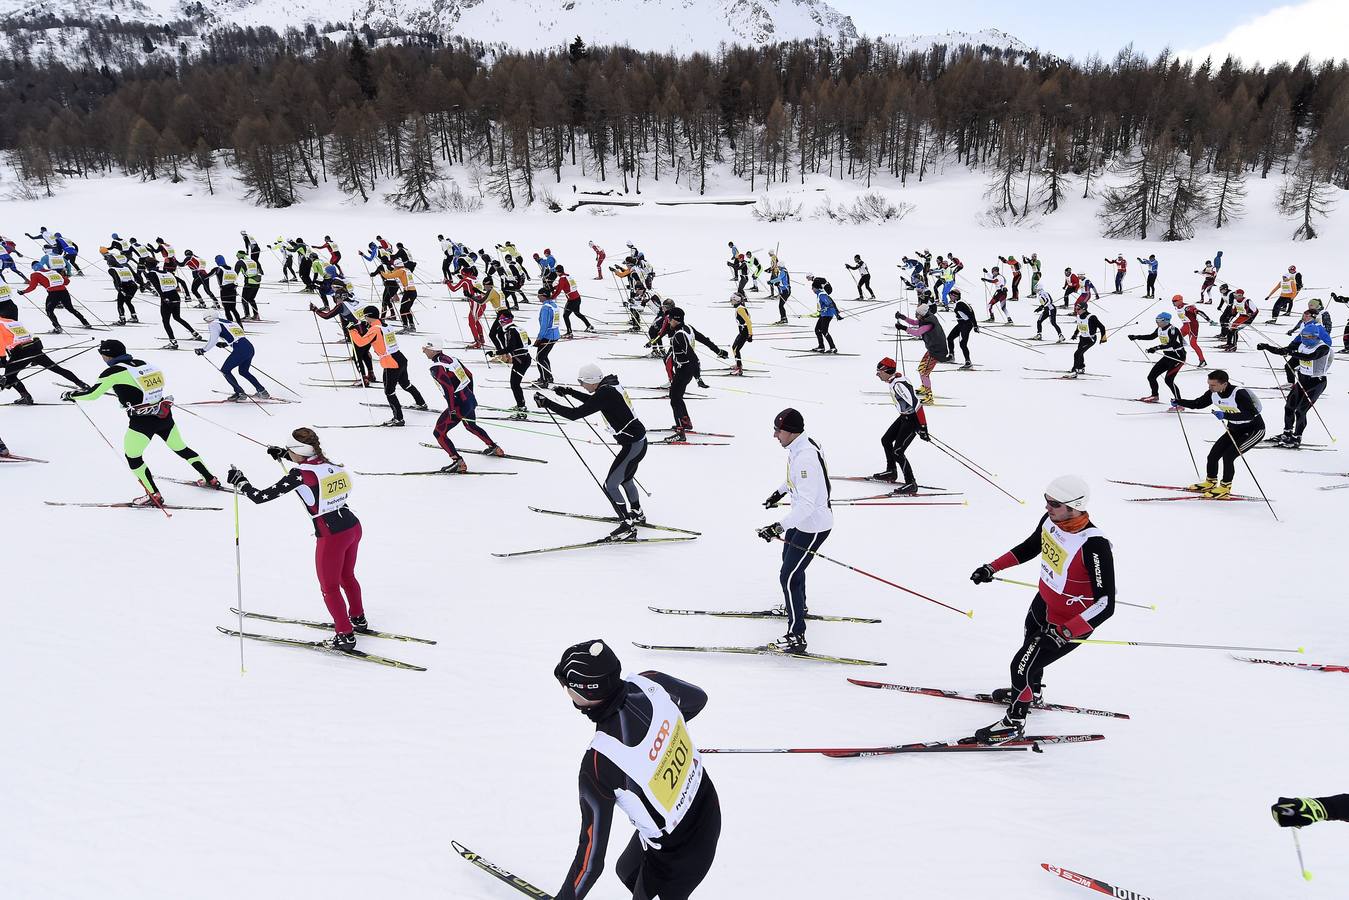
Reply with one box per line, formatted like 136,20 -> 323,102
0,0 -> 1033,61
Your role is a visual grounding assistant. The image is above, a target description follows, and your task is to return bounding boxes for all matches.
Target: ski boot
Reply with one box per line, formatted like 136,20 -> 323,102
509,406 -> 530,421
584,325 -> 596,334
10,396 -> 34,406
892,481 -> 919,496
1187,478 -> 1215,493
959,360 -> 974,370
409,402 -> 429,412
768,633 -> 807,654
824,347 -> 839,354
1029,333 -> 1042,341
51,325 -> 64,335
1056,335 -> 1066,343
162,340 -> 179,350
1282,435 -> 1302,450
190,331 -> 204,341
484,444 -> 506,458
1137,395 -> 1159,403
628,510 -> 647,527
131,315 -> 140,324
116,317 -> 127,326
321,632 -> 357,651
607,518 -> 638,541
381,418 -> 406,427
729,363 -> 743,376
1205,481 -> 1233,499
973,714 -> 1026,745
198,476 -> 223,489
775,318 -> 788,326
349,616 -> 369,633
440,455 -> 468,474
870,469 -> 898,482
917,386 -> 934,404
130,492 -> 165,508
225,392 -> 247,402
254,390 -> 271,400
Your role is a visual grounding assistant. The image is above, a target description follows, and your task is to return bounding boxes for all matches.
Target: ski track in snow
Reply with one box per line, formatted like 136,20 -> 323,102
3,170 -> 1348,898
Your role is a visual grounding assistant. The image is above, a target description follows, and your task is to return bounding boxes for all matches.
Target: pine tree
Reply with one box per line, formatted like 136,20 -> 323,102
1158,164 -> 1208,241
1278,152 -> 1335,241
1207,153 -> 1246,229
1099,148 -> 1165,240
192,137 -> 216,195
384,116 -> 445,211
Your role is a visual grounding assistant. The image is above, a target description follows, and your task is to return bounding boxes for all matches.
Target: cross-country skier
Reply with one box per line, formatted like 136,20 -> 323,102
227,428 -> 365,649
664,307 -> 726,440
771,265 -> 791,324
1223,289 -> 1257,352
535,364 -> 647,538
105,253 -> 140,325
63,339 -> 219,504
1137,254 -> 1159,298
552,266 -> 593,337
809,276 -> 840,353
551,639 -> 721,900
18,261 -> 90,334
492,307 -> 533,418
1068,299 -> 1107,377
196,313 -> 268,401
1171,369 -> 1265,497
981,266 -> 1012,323
997,254 -> 1022,300
1105,254 -> 1127,293
421,342 -> 502,473
1171,294 -> 1211,367
968,475 -> 1115,743
758,408 -> 833,653
1265,265 -> 1302,322
534,288 -> 561,386
897,298 -> 948,401
1030,286 -> 1064,342
1196,260 -> 1217,304
945,288 -> 978,367
1258,321 -> 1332,449
589,241 -> 606,279
729,295 -> 752,375
846,255 -> 875,300
1127,312 -> 1187,402
234,251 -> 263,321
1061,268 -> 1081,308
871,358 -> 929,492
1021,252 -> 1041,294
0,313 -> 89,404
150,261 -> 202,350
348,307 -> 427,426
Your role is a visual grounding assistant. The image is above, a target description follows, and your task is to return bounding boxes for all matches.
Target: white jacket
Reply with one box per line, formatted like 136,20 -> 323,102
778,432 -> 834,533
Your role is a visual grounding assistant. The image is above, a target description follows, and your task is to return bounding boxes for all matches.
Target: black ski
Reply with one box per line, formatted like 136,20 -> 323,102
528,506 -> 700,535
452,841 -> 553,898
632,641 -> 885,667
229,609 -> 436,644
0,454 -> 49,463
356,469 -> 517,476
418,442 -> 548,464
846,679 -> 1130,718
648,606 -> 880,624
45,500 -> 221,510
494,536 -> 696,558
216,626 -> 426,671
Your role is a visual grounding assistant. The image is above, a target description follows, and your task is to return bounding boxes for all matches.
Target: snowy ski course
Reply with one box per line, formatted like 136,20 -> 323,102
4,171 -> 1348,899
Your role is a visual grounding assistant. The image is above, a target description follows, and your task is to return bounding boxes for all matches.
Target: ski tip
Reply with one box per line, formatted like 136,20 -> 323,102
966,609 -> 975,618
1298,646 -> 1306,654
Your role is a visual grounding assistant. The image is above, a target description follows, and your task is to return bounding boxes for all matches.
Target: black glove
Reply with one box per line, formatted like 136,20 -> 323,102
970,564 -> 994,585
1127,335 -> 1139,341
836,313 -> 844,320
60,390 -> 76,402
1041,621 -> 1073,649
918,427 -> 931,442
763,490 -> 785,509
194,348 -> 206,356
226,466 -> 248,487
756,522 -> 784,542
1146,346 -> 1158,354
265,445 -> 287,460
1272,797 -> 1328,828
551,385 -> 567,396
532,392 -> 547,408
1256,342 -> 1274,352
717,349 -> 729,359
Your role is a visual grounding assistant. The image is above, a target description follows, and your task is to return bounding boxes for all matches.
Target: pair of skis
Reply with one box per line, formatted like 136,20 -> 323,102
217,608 -> 435,671
452,844 -> 1148,900
417,441 -> 548,464
1108,479 -> 1263,503
493,508 -> 700,558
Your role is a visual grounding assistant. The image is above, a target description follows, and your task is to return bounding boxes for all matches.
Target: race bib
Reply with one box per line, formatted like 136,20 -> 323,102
647,718 -> 694,812
225,323 -> 246,340
1040,530 -> 1067,577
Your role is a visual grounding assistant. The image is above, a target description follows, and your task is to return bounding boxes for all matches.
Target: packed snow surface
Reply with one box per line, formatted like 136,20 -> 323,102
3,169 -> 1348,899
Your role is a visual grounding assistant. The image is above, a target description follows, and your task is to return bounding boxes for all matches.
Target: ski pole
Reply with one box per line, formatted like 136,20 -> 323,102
927,435 -> 1024,504
70,399 -> 171,518
769,534 -> 972,618
233,479 -> 246,674
539,403 -> 612,504
174,403 -> 271,448
974,323 -> 1045,355
1292,828 -> 1313,882
556,391 -> 651,498
244,360 -> 302,399
992,576 -> 1155,610
1222,419 -> 1278,522
15,342 -> 97,383
1128,339 -> 1201,480
312,309 -> 340,387
1247,326 -> 1336,443
1073,638 -> 1303,653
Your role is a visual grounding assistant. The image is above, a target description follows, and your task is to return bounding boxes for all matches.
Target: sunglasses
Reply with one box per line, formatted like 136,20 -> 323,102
1044,495 -> 1083,509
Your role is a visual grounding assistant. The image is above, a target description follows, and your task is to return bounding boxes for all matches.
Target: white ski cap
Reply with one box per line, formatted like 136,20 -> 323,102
202,312 -> 217,323
577,363 -> 604,384
422,340 -> 443,352
1044,474 -> 1090,511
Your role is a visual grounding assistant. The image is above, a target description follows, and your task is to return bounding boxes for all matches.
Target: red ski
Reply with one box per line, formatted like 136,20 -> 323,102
1233,655 -> 1349,673
0,454 -> 48,463
1042,864 -> 1151,899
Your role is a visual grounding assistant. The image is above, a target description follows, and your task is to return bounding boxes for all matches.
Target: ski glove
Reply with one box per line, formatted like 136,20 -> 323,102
265,445 -> 287,460
756,522 -> 784,542
1146,346 -> 1160,354
1272,797 -> 1327,828
918,428 -> 931,442
970,564 -> 994,585
532,392 -> 547,408
194,348 -> 206,356
717,349 -> 729,359
551,385 -> 568,397
763,490 -> 785,509
1211,410 -> 1225,420
59,390 -> 75,402
226,467 -> 248,488
1042,622 -> 1073,648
